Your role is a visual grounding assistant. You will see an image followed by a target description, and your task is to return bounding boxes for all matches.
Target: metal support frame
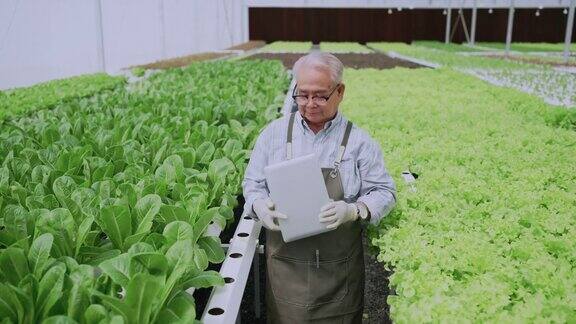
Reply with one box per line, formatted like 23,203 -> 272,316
459,9 -> 471,43
242,0 -> 250,43
449,9 -> 470,43
505,0 -> 515,56
445,3 -> 452,44
564,0 -> 576,63
94,0 -> 106,72
159,0 -> 167,59
252,242 -> 261,319
247,0 -> 574,9
470,1 -> 477,45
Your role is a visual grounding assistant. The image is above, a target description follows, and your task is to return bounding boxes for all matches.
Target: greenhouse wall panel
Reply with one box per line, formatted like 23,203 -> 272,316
100,0 -> 165,71
0,0 -> 102,89
0,0 -> 247,90
163,0 -> 196,58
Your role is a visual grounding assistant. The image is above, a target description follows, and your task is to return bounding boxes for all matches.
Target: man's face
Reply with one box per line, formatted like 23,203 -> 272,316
295,67 -> 345,125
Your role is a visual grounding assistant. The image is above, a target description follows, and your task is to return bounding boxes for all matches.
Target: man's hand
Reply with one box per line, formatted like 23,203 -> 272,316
318,200 -> 358,230
252,197 -> 287,231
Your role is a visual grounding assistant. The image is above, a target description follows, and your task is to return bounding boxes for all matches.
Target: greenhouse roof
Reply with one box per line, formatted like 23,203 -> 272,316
248,0 -> 574,9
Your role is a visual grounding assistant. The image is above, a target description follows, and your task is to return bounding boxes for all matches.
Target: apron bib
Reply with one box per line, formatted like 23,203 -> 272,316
266,113 -> 364,323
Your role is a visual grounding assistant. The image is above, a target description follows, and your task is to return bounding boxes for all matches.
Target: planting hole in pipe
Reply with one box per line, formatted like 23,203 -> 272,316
230,253 -> 243,258
237,232 -> 249,237
224,277 -> 235,283
208,308 -> 225,316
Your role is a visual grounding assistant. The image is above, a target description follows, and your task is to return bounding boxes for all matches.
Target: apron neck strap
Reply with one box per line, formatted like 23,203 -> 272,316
334,120 -> 353,166
286,112 -> 353,163
286,112 -> 296,160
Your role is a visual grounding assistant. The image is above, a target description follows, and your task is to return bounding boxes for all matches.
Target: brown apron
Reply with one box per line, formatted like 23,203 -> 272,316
266,113 -> 364,324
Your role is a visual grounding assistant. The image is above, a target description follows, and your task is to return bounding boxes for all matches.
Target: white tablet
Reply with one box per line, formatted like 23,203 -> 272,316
264,153 -> 333,242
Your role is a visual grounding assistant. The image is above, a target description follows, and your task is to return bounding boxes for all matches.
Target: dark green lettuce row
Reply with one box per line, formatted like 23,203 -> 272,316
0,59 -> 289,324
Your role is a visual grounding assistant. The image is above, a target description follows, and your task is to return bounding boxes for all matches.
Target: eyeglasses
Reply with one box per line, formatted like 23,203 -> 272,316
292,83 -> 340,106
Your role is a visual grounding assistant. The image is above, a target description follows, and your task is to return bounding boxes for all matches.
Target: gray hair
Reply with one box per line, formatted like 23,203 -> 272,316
292,52 -> 344,85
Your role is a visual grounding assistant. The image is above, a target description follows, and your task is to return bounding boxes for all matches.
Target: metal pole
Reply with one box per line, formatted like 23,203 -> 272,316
159,0 -> 166,59
445,3 -> 452,44
505,0 -> 515,56
564,0 -> 575,63
471,1 -> 477,45
242,0 -> 249,42
253,243 -> 261,319
94,0 -> 106,72
459,9 -> 471,43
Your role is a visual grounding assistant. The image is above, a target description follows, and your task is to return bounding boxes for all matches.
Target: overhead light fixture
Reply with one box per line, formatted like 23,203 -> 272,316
388,8 -> 393,14
443,9 -> 447,15
564,8 -> 568,14
397,7 -> 402,12
538,5 -> 543,10
535,10 -> 540,16
488,8 -> 493,14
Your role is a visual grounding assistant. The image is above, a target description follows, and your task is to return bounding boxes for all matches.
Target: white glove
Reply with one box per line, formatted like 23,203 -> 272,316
252,197 -> 287,231
318,200 -> 358,230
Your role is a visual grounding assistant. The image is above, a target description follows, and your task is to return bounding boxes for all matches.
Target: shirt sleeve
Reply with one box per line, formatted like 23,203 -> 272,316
356,137 -> 397,225
242,127 -> 271,217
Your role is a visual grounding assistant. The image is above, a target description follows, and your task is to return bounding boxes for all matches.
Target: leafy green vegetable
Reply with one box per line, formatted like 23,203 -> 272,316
260,41 -> 312,53
319,42 -> 372,53
342,67 -> 576,323
0,59 -> 289,322
477,42 -> 576,52
131,67 -> 146,78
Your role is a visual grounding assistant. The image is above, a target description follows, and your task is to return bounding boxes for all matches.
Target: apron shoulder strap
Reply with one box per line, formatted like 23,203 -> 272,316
286,112 -> 296,160
286,112 -> 353,164
332,121 -> 353,173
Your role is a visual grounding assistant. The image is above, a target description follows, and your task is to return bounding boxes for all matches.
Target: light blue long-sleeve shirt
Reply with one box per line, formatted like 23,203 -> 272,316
242,111 -> 397,225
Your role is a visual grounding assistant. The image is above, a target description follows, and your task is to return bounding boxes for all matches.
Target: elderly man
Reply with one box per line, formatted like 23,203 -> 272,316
242,52 -> 396,323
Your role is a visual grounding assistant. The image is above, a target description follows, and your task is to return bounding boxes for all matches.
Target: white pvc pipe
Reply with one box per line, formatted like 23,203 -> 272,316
201,215 -> 263,323
242,0 -> 250,42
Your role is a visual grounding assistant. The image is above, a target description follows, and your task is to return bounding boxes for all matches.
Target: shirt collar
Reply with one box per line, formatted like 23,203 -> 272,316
296,111 -> 343,134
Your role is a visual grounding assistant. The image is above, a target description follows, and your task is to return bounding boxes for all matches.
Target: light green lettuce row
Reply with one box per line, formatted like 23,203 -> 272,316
341,68 -> 576,323
369,42 -> 576,110
477,42 -> 576,53
411,41 -> 485,53
260,41 -> 313,53
369,42 -> 531,69
319,42 -> 372,53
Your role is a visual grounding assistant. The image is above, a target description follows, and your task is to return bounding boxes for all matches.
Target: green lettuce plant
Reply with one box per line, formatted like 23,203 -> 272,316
342,67 -> 576,323
0,60 -> 289,323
